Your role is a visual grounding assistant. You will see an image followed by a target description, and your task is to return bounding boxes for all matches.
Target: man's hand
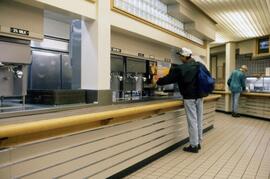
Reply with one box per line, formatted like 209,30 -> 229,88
152,75 -> 159,88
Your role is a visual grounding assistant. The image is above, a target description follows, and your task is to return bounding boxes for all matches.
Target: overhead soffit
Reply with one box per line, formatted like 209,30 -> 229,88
160,0 -> 178,5
191,0 -> 270,43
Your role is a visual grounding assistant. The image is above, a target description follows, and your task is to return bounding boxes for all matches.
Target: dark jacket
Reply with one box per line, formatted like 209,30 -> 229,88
157,59 -> 204,99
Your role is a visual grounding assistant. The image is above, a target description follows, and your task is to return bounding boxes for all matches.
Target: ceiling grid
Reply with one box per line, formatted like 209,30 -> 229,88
191,0 -> 270,43
258,0 -> 270,32
240,0 -> 262,37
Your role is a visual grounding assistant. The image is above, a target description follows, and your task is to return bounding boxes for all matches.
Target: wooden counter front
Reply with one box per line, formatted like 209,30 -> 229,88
0,95 -> 220,179
0,95 -> 220,147
212,91 -> 270,119
239,93 -> 270,120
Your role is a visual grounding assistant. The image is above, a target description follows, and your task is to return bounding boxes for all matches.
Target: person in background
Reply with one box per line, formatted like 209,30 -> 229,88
155,47 -> 208,153
227,65 -> 248,117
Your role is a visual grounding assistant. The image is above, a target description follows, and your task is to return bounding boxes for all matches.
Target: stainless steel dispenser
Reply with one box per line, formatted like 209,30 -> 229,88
126,58 -> 146,100
0,36 -> 31,104
111,55 -> 124,102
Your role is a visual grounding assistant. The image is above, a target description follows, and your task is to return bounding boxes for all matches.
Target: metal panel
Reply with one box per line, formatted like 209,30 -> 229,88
13,65 -> 28,96
111,55 -> 124,72
31,38 -> 69,53
29,51 -> 61,90
0,67 -> 14,96
126,58 -> 146,73
0,65 -> 28,97
61,54 -> 72,89
0,41 -> 31,64
70,20 -> 81,89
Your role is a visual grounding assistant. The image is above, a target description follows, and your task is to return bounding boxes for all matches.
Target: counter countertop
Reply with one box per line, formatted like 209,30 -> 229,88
241,92 -> 270,97
0,95 -> 219,126
213,91 -> 270,97
213,91 -> 230,94
0,98 -> 179,126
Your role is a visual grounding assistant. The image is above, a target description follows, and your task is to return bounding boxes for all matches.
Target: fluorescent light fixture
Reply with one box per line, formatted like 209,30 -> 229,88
222,11 -> 259,38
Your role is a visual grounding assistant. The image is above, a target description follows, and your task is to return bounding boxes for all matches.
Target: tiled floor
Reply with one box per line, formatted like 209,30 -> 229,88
125,113 -> 270,179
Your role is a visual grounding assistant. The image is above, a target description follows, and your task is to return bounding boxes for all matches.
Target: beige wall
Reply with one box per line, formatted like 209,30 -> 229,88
210,45 -> 225,54
16,0 -> 96,20
0,0 -> 43,40
111,30 -> 172,62
236,39 -> 256,55
236,38 -> 270,59
14,0 -> 207,59
44,17 -> 70,39
110,11 -> 207,58
210,52 -> 225,79
35,0 -> 96,19
170,0 -> 216,41
7,0 -> 209,90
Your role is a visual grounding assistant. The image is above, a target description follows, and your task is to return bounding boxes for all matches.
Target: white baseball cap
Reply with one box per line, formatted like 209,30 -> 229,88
176,47 -> 192,57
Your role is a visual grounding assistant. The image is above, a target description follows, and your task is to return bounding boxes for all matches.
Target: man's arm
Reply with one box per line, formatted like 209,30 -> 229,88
241,74 -> 246,91
157,67 -> 179,85
227,73 -> 232,87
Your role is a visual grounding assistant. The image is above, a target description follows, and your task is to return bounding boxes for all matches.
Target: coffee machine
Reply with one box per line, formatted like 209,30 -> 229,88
0,36 -> 31,106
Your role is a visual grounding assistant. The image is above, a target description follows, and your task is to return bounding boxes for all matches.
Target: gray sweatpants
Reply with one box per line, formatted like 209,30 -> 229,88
184,98 -> 203,147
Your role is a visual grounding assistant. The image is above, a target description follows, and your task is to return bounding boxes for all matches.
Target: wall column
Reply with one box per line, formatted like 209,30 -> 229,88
225,42 -> 236,112
81,0 -> 111,104
206,44 -> 211,69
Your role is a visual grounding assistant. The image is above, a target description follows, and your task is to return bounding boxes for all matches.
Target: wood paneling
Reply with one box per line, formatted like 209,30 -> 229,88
0,102 -> 217,179
239,96 -> 270,119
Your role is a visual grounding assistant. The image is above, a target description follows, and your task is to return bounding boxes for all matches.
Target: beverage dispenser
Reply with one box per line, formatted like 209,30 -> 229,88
126,58 -> 146,100
111,55 -> 124,102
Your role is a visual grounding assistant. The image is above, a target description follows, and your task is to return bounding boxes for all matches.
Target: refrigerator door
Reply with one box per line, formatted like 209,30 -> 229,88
61,54 -> 72,89
30,51 -> 61,90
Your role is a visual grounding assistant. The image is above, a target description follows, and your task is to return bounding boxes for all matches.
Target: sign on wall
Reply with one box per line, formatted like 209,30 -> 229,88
10,27 -> 29,36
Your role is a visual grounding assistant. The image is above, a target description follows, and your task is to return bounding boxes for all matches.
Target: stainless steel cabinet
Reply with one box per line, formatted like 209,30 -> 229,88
29,51 -> 61,90
29,51 -> 72,90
